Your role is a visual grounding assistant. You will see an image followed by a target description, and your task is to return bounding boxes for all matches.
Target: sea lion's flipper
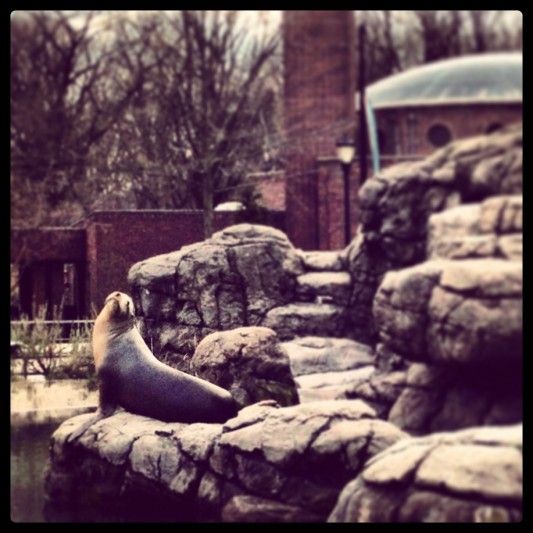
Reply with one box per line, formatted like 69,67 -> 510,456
67,369 -> 117,443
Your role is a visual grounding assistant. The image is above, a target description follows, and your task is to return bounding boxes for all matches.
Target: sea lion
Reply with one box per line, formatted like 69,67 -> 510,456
67,291 -> 238,441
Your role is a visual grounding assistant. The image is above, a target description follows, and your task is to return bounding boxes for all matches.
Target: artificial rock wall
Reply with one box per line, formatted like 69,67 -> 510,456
45,125 -> 523,523
344,122 -> 522,343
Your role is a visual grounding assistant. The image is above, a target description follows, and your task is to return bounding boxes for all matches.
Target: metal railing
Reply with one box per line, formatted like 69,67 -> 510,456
10,319 -> 94,344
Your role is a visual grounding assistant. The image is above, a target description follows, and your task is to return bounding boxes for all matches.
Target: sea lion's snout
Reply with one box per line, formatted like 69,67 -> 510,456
104,291 -> 135,319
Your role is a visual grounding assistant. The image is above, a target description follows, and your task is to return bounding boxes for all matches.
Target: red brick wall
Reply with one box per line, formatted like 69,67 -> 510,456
10,228 -> 86,264
316,159 -> 360,250
86,210 -> 242,312
283,11 -> 357,250
256,172 -> 286,211
376,103 -> 522,156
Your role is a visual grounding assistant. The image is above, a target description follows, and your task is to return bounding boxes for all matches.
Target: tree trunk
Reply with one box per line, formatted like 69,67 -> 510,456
203,171 -> 214,239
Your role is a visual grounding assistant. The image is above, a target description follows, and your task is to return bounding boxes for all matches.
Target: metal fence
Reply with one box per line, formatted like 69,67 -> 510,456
10,319 -> 94,345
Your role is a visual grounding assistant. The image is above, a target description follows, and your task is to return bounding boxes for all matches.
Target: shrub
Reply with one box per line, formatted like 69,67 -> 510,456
10,307 -> 95,385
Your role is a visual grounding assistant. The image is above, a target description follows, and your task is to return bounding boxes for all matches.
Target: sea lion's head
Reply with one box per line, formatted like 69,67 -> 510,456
103,291 -> 135,322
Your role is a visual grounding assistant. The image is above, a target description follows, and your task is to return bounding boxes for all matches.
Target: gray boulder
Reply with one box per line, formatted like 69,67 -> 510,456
328,424 -> 522,523
190,327 -> 298,408
427,195 -> 522,260
343,125 -> 522,343
44,400 -> 407,522
128,224 -> 304,369
373,258 -> 522,365
387,363 -> 522,435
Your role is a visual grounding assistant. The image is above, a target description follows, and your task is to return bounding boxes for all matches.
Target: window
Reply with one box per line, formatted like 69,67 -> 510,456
427,124 -> 452,148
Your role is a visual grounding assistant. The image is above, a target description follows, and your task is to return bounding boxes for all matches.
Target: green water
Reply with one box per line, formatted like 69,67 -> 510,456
11,423 -> 58,523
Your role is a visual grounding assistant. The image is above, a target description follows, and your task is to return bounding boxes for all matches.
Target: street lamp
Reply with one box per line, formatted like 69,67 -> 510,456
336,139 -> 356,245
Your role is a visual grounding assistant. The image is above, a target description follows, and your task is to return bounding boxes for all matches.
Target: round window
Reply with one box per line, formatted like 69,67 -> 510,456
427,124 -> 452,147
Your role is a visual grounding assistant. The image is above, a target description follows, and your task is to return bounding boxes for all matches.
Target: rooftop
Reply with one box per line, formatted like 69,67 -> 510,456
366,52 -> 522,109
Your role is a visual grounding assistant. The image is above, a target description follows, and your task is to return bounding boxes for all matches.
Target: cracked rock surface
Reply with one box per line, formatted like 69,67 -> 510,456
262,302 -> 346,340
373,258 -> 522,366
328,424 -> 523,523
191,327 -> 298,408
427,195 -> 522,261
281,336 -> 374,377
387,362 -> 522,435
371,257 -> 522,434
294,367 -> 376,403
44,400 -> 406,522
128,224 -> 304,369
299,250 -> 346,272
343,124 -> 522,343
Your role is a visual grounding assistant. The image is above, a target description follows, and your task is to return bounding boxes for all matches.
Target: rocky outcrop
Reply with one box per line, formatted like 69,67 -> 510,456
44,400 -> 407,522
373,258 -> 522,365
280,336 -> 376,402
191,327 -> 298,408
328,424 -> 522,523
45,126 -> 523,523
344,124 -> 522,343
128,224 -> 305,369
370,258 -> 522,434
340,127 -> 523,435
300,250 -> 346,272
427,195 -> 522,261
128,225 -> 357,369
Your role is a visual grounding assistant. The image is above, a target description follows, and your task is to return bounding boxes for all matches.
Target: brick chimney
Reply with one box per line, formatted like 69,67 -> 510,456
283,11 -> 357,249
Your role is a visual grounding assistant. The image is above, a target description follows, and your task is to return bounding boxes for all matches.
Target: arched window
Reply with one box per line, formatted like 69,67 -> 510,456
427,123 -> 452,148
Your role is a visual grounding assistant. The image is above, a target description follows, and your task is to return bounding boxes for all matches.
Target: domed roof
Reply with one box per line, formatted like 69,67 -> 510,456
366,53 -> 522,109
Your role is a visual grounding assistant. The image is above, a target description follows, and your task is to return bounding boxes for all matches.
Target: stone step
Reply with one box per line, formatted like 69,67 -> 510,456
281,336 -> 374,377
300,250 -> 345,272
295,366 -> 376,402
296,271 -> 351,305
262,303 -> 346,341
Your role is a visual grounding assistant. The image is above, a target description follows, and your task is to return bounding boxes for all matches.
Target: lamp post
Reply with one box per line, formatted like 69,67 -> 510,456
358,23 -> 368,186
336,139 -> 356,246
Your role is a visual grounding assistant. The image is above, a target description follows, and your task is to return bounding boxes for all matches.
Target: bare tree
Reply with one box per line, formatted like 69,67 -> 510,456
10,11 -> 152,227
415,11 -> 464,63
361,10 -> 522,83
98,11 -> 281,237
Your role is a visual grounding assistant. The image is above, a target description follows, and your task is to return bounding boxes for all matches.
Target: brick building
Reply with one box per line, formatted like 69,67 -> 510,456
11,15 -> 522,317
365,53 -> 523,166
277,14 -> 522,250
283,11 -> 358,251
10,210 -> 245,318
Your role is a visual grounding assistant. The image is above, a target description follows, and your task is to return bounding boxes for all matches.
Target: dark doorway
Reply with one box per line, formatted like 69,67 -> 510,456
18,261 -> 85,320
